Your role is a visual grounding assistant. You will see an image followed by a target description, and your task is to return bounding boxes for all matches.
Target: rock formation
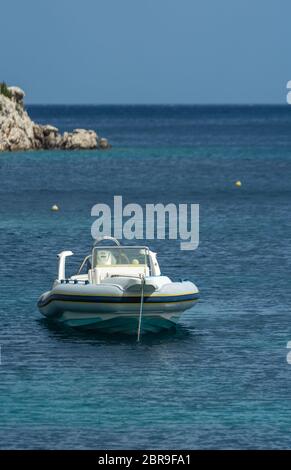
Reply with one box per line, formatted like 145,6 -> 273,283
62,129 -> 97,150
0,84 -> 111,152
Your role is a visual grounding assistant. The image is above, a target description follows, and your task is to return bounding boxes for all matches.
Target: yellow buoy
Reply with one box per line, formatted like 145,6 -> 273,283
235,180 -> 242,187
51,204 -> 59,211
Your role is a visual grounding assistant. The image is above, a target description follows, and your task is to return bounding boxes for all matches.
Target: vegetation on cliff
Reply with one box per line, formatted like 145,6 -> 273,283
0,82 -> 12,99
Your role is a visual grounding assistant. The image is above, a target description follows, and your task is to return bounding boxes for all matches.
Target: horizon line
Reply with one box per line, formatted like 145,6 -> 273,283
26,102 -> 287,107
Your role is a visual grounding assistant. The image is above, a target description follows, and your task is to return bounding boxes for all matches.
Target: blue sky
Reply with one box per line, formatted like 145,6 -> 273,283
1,0 -> 290,104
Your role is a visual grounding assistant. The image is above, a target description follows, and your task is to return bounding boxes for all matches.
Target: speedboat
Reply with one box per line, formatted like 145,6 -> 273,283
37,237 -> 199,337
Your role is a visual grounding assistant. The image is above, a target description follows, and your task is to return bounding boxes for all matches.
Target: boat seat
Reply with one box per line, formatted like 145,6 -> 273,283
90,265 -> 150,284
100,275 -> 171,293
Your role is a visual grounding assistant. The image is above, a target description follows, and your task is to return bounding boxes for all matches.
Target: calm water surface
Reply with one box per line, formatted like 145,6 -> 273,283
0,105 -> 291,449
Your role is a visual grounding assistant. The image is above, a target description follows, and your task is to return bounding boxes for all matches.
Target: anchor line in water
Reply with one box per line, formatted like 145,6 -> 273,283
137,275 -> 145,342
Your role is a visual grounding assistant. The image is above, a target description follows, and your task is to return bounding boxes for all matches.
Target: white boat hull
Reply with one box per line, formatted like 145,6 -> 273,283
38,280 -> 199,335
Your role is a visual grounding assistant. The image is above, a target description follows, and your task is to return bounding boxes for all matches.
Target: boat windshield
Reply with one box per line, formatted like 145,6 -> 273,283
92,246 -> 149,268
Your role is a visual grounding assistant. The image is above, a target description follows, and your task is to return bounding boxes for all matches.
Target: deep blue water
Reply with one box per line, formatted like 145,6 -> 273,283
1,105 -> 291,449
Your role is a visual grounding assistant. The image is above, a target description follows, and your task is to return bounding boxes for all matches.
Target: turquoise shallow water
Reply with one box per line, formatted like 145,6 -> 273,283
0,106 -> 291,449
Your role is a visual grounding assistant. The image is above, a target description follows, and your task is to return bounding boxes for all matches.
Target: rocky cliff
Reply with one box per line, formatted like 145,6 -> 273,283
0,85 -> 110,151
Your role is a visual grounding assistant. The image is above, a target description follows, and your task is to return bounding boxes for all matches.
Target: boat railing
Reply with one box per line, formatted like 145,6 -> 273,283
60,279 -> 90,285
77,255 -> 91,275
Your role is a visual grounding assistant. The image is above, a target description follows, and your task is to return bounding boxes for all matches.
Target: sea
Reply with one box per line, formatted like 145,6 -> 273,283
0,104 -> 291,449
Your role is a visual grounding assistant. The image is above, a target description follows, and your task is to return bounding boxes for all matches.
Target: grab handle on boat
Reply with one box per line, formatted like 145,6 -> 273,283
57,251 -> 74,281
137,275 -> 145,342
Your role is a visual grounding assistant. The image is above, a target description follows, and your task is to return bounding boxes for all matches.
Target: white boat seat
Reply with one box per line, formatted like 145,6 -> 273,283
100,275 -> 172,293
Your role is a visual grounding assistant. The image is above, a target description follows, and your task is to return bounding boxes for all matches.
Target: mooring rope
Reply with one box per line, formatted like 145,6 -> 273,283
137,275 -> 145,342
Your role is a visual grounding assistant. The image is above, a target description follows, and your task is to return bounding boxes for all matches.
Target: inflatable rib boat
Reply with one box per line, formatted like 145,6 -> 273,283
37,237 -> 199,336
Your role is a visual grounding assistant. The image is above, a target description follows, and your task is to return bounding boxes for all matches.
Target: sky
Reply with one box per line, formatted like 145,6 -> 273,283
1,0 -> 290,104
